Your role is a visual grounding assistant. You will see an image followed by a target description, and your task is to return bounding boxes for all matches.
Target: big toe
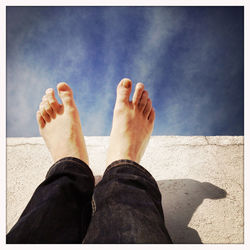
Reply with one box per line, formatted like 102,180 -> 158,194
116,78 -> 132,104
57,82 -> 75,107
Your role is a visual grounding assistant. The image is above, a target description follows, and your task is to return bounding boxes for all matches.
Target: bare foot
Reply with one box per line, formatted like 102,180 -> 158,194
106,78 -> 155,166
36,82 -> 89,164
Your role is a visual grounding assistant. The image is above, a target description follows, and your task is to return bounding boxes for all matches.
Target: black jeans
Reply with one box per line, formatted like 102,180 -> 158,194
6,157 -> 172,244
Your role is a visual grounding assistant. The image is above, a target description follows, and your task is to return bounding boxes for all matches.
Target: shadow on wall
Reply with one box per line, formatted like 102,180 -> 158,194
157,179 -> 227,244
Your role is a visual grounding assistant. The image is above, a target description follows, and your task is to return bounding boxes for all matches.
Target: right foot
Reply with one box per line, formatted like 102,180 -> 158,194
106,78 -> 155,166
36,82 -> 89,164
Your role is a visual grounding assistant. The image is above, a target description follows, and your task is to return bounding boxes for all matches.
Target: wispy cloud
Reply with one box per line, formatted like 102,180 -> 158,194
159,7 -> 244,135
7,7 -> 244,137
128,8 -> 185,89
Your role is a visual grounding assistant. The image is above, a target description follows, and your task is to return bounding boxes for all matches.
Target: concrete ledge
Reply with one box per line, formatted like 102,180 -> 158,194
7,136 -> 244,243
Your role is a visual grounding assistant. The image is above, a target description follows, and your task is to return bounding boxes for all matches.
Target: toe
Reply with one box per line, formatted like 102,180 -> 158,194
138,90 -> 148,110
132,82 -> 144,105
116,78 -> 132,104
43,98 -> 56,119
148,108 -> 155,123
36,110 -> 46,129
57,82 -> 75,108
143,98 -> 152,117
39,102 -> 51,122
46,88 -> 61,113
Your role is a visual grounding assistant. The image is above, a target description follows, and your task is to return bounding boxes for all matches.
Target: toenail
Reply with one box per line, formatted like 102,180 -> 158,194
46,88 -> 53,94
136,83 -> 144,89
123,80 -> 131,88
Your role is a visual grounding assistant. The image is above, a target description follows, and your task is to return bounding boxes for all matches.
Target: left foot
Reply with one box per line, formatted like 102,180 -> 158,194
36,82 -> 89,164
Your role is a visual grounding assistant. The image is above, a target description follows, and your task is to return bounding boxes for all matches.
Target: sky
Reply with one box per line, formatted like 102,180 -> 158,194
6,6 -> 244,137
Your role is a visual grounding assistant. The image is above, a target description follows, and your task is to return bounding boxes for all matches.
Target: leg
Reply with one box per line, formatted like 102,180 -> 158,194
84,79 -> 172,243
7,83 -> 93,243
7,157 -> 94,244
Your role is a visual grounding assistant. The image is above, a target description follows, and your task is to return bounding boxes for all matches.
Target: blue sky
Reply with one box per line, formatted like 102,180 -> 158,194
7,6 -> 244,136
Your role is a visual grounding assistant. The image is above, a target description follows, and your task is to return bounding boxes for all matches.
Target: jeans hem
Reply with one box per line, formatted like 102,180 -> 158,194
105,159 -> 153,178
46,156 -> 93,179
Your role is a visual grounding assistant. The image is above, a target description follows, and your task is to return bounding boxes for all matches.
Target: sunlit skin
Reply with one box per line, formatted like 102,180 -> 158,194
36,78 -> 155,167
36,82 -> 89,164
106,78 -> 155,166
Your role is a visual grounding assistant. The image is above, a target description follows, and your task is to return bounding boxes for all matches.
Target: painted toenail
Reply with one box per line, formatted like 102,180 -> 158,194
123,80 -> 131,88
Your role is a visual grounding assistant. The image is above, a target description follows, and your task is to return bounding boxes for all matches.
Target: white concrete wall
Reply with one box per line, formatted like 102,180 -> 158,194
7,136 -> 243,244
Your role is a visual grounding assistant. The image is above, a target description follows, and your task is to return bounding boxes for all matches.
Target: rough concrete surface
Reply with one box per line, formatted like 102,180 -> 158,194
6,136 -> 244,244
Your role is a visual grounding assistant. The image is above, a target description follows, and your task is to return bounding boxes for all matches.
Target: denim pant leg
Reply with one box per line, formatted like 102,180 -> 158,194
83,159 -> 172,244
7,157 -> 94,244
